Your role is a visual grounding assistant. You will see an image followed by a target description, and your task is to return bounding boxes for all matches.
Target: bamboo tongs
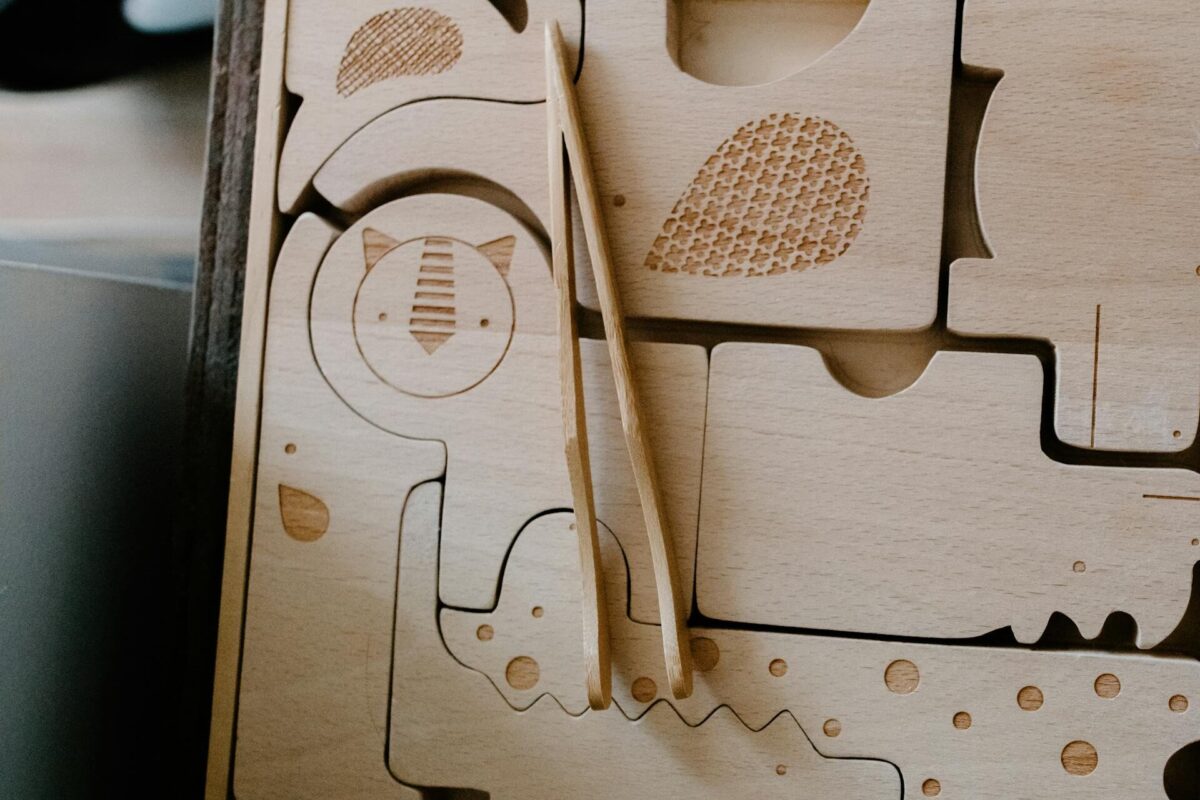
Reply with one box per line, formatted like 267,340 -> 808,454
545,20 -> 694,707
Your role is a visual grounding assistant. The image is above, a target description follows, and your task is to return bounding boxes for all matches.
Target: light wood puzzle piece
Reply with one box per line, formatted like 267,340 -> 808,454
442,515 -> 1200,799
279,0 -> 582,213
573,0 -> 955,329
697,344 -> 1200,646
391,483 -> 901,799
950,0 -> 1200,452
234,213 -> 443,798
304,193 -> 707,620
313,98 -> 550,227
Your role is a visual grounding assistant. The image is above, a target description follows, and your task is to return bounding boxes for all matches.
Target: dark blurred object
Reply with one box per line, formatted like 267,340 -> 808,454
172,0 -> 263,795
0,0 -> 211,91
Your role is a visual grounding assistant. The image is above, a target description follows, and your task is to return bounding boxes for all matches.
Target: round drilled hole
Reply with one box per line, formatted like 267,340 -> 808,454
885,659 -> 920,694
1062,741 -> 1098,776
505,656 -> 539,690
690,637 -> 720,672
1018,686 -> 1044,711
631,676 -> 657,703
1094,673 -> 1121,699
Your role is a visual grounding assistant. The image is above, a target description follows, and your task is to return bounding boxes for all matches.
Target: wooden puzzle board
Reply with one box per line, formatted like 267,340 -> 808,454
207,2 -> 1200,798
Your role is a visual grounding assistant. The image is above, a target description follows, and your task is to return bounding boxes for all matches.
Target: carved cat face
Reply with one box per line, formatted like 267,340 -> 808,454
352,228 -> 517,398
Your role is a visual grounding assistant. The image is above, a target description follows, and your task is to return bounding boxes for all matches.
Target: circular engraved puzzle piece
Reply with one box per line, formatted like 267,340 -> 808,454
310,194 -> 550,438
353,234 -> 515,398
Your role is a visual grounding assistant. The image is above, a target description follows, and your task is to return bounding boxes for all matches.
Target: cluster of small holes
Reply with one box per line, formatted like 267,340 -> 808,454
644,114 -> 869,278
878,663 -> 1191,783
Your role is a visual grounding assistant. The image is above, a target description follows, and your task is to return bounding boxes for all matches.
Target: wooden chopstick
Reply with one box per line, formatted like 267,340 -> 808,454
546,34 -> 613,711
545,20 -> 694,700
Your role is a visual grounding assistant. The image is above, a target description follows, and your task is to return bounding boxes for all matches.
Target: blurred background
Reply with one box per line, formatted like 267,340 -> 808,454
1,1 -> 218,796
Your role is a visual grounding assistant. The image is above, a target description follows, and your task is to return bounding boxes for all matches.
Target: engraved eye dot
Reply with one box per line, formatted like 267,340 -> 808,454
284,443 -> 297,455
476,624 -> 493,641
1073,560 -> 1086,573
769,658 -> 788,677
378,312 -> 388,322
531,606 -> 544,619
479,318 -> 489,328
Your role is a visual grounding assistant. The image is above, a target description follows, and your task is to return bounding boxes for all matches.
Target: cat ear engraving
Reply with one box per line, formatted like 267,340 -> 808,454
363,228 -> 401,271
477,235 -> 516,276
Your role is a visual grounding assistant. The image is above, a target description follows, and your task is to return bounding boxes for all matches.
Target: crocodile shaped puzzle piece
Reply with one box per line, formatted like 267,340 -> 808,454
442,510 -> 1200,799
390,484 -> 902,800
